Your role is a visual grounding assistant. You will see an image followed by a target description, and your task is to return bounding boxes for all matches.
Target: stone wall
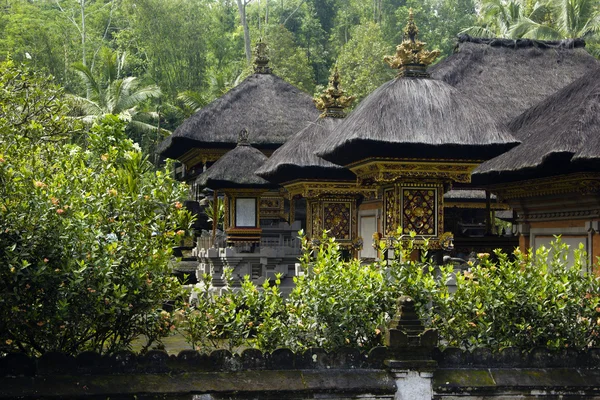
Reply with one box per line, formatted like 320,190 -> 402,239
4,347 -> 600,399
4,298 -> 600,399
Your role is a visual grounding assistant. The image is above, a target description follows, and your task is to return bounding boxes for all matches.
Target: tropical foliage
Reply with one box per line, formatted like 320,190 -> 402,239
178,231 -> 600,353
1,0 -> 596,156
0,60 -> 192,355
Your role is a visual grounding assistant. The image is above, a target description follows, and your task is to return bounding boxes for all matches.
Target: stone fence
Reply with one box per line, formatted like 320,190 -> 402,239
3,297 -> 600,399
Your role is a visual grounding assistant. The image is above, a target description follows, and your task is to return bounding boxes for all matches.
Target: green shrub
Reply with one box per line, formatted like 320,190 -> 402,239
283,232 -> 388,351
389,238 -> 600,351
0,60 -> 192,355
179,231 -> 600,354
180,269 -> 286,352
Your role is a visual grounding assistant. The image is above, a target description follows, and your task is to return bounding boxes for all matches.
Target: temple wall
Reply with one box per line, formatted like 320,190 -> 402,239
5,347 -> 600,399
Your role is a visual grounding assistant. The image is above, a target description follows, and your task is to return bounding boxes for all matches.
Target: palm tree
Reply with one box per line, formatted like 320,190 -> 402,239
69,62 -> 163,132
68,51 -> 167,159
463,0 -> 600,57
509,0 -> 600,43
461,0 -> 549,38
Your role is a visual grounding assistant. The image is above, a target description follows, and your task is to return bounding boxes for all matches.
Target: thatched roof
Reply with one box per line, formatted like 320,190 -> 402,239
256,117 -> 356,184
158,73 -> 320,159
430,35 -> 599,126
195,140 -> 274,190
474,67 -> 600,183
317,77 -> 519,166
444,189 -> 496,201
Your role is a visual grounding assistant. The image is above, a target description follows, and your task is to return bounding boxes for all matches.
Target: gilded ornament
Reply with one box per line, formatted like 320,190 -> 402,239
313,67 -> 355,118
383,9 -> 440,77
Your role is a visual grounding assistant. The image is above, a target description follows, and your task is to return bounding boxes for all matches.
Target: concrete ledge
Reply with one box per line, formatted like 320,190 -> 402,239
0,369 -> 397,399
434,368 -> 600,395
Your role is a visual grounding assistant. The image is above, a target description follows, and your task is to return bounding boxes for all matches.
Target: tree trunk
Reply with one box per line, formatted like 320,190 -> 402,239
236,0 -> 252,64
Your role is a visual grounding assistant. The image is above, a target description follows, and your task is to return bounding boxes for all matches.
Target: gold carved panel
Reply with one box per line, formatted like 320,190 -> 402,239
384,187 -> 397,236
323,201 -> 352,240
401,188 -> 437,236
259,195 -> 285,220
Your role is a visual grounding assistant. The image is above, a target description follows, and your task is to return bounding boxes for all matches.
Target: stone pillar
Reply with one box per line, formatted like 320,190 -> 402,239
384,296 -> 438,400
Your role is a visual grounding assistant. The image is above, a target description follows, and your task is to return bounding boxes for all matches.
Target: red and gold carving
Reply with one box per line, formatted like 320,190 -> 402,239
384,187 -> 396,236
323,201 -> 352,240
401,188 -> 436,236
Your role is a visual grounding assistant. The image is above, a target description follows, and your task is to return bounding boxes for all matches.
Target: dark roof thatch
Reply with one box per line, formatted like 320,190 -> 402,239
444,189 -> 497,201
474,67 -> 600,183
430,35 -> 599,126
158,73 -> 320,159
195,142 -> 274,190
255,117 -> 356,183
317,77 -> 519,166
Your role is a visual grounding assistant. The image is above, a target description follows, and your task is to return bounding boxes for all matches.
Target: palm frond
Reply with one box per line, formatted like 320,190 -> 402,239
65,94 -> 104,117
459,25 -> 498,38
119,82 -> 162,111
106,78 -> 126,114
177,90 -> 207,113
128,119 -> 164,135
72,62 -> 100,97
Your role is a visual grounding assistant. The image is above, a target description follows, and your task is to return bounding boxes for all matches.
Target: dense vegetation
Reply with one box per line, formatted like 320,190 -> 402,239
2,0 -> 598,156
179,232 -> 600,353
0,59 -> 192,356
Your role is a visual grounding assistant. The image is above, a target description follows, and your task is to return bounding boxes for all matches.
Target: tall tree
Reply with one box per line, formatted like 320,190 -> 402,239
118,0 -> 211,98
237,0 -> 254,64
336,22 -> 395,103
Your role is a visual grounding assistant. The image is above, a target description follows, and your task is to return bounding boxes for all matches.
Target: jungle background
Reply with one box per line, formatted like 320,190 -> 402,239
2,0 -> 598,159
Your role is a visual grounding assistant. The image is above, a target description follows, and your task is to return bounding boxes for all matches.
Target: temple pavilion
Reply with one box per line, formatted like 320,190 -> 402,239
159,15 -> 600,288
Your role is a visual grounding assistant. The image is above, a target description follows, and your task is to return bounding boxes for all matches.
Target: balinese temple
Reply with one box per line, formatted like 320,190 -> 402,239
195,129 -> 275,245
160,15 -> 600,288
193,129 -> 301,292
157,40 -> 319,199
473,67 -> 600,265
316,12 -> 518,254
256,67 -> 376,258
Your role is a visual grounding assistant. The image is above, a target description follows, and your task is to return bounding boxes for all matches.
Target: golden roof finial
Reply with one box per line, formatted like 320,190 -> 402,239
384,9 -> 440,78
313,66 -> 355,118
253,38 -> 272,74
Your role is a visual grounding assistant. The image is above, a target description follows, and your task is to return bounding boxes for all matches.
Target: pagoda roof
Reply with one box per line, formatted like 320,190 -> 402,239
158,73 -> 320,160
255,117 -> 355,184
316,77 -> 519,166
474,67 -> 600,183
195,138 -> 274,190
430,35 -> 599,126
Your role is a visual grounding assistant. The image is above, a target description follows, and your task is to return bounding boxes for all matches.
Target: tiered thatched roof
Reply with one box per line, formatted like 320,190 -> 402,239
430,35 -> 599,126
474,67 -> 600,183
317,77 -> 519,166
255,117 -> 355,183
158,73 -> 320,160
256,68 -> 356,184
195,134 -> 274,190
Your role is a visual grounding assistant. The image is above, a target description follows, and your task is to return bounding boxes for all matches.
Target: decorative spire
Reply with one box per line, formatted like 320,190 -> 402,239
253,39 -> 272,74
313,67 -> 355,118
237,128 -> 250,146
384,9 -> 440,78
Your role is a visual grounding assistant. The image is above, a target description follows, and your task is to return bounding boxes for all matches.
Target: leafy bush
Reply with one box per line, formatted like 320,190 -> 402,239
0,60 -> 192,355
180,269 -> 286,352
284,233 -> 388,351
179,231 -> 600,353
389,238 -> 600,351
179,232 -> 389,352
